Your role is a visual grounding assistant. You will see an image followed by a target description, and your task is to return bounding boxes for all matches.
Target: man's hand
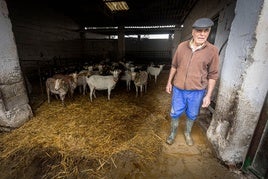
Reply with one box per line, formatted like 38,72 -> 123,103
202,95 -> 211,108
202,79 -> 216,108
166,83 -> 172,94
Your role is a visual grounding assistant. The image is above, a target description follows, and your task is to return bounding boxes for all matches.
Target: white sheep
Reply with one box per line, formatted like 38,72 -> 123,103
120,70 -> 132,91
77,71 -> 89,95
147,64 -> 164,83
86,70 -> 121,102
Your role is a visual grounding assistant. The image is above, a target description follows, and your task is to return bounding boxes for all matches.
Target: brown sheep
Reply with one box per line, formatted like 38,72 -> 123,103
46,78 -> 69,107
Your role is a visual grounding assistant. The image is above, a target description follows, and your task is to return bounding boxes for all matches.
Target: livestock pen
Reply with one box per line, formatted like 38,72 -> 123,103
0,70 -> 169,178
0,70 -> 241,179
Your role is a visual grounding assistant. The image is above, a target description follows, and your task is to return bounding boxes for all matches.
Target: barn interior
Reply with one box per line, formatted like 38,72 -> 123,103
0,0 -> 267,178
6,0 -> 199,101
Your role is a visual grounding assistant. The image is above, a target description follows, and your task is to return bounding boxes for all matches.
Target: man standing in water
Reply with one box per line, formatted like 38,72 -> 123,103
166,18 -> 219,146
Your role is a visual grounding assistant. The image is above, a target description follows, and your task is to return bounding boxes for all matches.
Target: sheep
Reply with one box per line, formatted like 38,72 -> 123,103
131,71 -> 148,97
46,78 -> 69,107
147,64 -> 164,83
79,65 -> 93,74
119,61 -> 135,71
77,68 -> 93,95
120,70 -> 132,91
77,72 -> 88,95
86,70 -> 121,102
53,72 -> 78,99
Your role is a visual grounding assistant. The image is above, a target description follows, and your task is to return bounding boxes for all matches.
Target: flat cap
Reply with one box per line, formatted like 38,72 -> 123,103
192,18 -> 214,29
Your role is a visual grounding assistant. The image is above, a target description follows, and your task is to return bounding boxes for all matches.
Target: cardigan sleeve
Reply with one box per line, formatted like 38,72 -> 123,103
207,47 -> 219,80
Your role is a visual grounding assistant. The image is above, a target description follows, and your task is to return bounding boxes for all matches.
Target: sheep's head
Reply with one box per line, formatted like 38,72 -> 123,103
111,70 -> 121,81
70,73 -> 78,83
131,72 -> 137,81
54,79 -> 62,91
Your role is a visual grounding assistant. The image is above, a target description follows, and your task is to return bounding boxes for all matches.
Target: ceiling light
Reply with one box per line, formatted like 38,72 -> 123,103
103,1 -> 129,12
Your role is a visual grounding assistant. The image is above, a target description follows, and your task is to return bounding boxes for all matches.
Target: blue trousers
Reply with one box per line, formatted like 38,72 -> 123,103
170,86 -> 206,121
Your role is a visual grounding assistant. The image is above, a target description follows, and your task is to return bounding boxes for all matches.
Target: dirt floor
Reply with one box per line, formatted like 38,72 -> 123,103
0,70 -> 249,179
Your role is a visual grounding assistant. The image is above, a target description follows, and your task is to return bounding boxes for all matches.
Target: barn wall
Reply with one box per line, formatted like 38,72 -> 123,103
81,39 -> 117,62
212,2 -> 236,103
207,0 -> 268,165
180,0 -> 234,41
81,37 -> 172,65
125,38 -> 172,65
6,0 -> 81,79
0,0 -> 32,130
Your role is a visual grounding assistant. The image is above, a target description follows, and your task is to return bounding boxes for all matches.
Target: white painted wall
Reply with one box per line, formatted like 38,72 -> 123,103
207,0 -> 268,165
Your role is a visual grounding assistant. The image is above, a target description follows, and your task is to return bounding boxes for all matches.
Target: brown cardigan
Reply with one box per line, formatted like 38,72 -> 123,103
171,40 -> 219,90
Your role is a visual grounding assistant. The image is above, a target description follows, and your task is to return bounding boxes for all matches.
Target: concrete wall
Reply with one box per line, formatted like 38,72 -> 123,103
0,0 -> 32,130
212,2 -> 236,101
207,0 -> 268,165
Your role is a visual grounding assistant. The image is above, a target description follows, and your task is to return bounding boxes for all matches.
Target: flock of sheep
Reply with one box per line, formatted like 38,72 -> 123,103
45,60 -> 165,107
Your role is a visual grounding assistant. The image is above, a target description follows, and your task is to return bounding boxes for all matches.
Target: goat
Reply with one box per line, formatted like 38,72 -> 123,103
53,72 -> 78,99
120,70 -> 132,91
46,78 -> 69,107
147,64 -> 164,83
79,65 -> 93,75
77,72 -> 88,95
131,71 -> 148,97
86,70 -> 121,102
77,69 -> 93,95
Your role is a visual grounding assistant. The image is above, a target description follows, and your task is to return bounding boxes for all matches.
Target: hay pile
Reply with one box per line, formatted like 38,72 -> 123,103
0,92 -> 164,178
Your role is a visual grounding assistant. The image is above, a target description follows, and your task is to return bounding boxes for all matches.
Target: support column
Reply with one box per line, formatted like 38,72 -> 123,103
117,26 -> 125,61
207,0 -> 268,165
0,0 -> 33,130
172,25 -> 182,58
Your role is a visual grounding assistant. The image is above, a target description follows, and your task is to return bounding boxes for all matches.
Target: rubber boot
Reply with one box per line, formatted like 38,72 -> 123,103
184,119 -> 194,146
166,118 -> 179,145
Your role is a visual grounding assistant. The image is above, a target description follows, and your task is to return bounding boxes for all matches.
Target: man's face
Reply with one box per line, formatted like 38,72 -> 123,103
192,28 -> 211,45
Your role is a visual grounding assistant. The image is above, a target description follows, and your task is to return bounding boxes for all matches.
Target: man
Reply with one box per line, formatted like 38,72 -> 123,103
166,18 -> 219,146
